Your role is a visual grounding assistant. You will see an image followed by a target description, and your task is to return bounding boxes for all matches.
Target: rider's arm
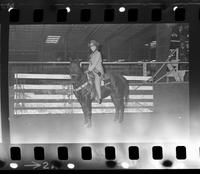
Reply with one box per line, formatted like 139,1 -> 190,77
88,52 -> 102,71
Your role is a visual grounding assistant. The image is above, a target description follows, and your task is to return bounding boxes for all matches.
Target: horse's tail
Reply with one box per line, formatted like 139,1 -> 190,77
124,83 -> 129,107
110,72 -> 129,107
122,76 -> 129,107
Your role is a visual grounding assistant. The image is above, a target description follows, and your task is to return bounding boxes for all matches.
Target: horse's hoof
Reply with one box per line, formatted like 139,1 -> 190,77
84,123 -> 89,127
98,98 -> 102,104
118,118 -> 123,123
86,124 -> 91,128
114,118 -> 118,122
88,122 -> 92,128
84,122 -> 92,128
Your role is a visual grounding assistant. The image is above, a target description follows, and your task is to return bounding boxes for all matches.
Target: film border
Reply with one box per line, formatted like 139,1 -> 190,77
0,0 -> 200,171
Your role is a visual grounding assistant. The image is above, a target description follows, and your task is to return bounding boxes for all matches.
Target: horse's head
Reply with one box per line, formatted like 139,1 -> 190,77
69,60 -> 83,79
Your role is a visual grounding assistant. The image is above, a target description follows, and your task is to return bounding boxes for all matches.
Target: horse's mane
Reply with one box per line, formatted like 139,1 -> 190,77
71,61 -> 88,86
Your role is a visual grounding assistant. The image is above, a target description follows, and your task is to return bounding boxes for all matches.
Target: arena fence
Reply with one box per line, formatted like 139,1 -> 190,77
8,61 -> 188,116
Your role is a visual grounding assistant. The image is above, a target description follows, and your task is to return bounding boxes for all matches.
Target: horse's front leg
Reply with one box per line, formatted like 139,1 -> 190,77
82,102 -> 92,128
82,108 -> 89,126
84,113 -> 88,125
114,109 -> 119,122
84,110 -> 92,128
86,111 -> 92,128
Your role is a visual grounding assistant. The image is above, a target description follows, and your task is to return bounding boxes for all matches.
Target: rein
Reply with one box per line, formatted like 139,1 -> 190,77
71,72 -> 90,92
71,71 -> 111,93
73,81 -> 89,92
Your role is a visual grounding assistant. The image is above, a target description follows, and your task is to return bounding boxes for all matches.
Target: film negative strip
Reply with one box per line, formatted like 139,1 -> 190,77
0,0 -> 199,171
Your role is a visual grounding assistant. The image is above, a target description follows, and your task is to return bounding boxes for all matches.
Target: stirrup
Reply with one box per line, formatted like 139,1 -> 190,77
95,97 -> 102,104
99,98 -> 102,104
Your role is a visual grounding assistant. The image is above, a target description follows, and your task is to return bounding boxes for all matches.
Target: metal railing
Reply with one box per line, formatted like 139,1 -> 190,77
9,60 -> 189,80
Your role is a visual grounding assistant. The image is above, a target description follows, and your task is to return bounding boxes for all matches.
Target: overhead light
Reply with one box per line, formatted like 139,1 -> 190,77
8,6 -> 14,12
119,7 -> 125,12
173,6 -> 178,11
45,35 -> 61,44
66,7 -> 71,13
8,3 -> 14,12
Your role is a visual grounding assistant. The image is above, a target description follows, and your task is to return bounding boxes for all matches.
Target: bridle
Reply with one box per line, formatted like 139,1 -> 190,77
70,72 -> 91,92
73,81 -> 89,92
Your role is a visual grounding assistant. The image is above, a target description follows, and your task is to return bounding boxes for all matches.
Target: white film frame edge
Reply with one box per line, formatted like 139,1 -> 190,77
0,1 -> 199,171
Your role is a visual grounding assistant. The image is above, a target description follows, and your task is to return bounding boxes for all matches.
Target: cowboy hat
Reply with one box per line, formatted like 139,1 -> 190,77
88,40 -> 100,48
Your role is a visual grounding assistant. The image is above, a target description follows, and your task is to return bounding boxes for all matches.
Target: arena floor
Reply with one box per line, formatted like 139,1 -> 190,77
9,83 -> 189,144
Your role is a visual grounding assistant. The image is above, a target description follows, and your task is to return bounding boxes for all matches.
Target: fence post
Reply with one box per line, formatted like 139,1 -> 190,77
143,62 -> 147,76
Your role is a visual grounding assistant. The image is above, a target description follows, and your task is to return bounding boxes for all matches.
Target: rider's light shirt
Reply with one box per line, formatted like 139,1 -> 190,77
88,50 -> 104,75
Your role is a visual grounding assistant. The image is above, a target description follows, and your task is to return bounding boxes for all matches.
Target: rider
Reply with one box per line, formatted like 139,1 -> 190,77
86,40 -> 104,104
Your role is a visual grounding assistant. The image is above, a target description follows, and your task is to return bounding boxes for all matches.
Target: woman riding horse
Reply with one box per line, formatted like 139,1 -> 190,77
69,41 -> 129,128
85,40 -> 104,104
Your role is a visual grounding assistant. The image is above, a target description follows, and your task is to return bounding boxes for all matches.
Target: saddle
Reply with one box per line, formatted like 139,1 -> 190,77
102,73 -> 112,86
86,71 -> 113,100
87,71 -> 112,86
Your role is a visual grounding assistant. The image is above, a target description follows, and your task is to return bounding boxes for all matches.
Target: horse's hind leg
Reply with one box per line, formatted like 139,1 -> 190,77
119,111 -> 124,123
114,110 -> 119,122
119,98 -> 125,123
119,103 -> 124,123
111,94 -> 120,122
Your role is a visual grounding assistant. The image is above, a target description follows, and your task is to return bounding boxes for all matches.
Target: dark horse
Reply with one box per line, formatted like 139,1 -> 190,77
69,60 -> 129,128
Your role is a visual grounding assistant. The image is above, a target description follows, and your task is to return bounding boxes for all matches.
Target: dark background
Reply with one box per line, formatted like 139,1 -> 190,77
0,0 -> 199,171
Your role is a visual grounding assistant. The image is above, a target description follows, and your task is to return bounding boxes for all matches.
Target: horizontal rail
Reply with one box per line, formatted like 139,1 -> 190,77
13,93 -> 154,100
14,102 -> 154,108
13,84 -> 153,91
14,106 -> 154,110
14,73 -> 152,81
14,108 -> 153,115
13,98 -> 153,103
8,61 -> 189,65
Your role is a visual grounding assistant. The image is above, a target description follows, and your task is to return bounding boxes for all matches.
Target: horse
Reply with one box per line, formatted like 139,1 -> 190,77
69,60 -> 129,128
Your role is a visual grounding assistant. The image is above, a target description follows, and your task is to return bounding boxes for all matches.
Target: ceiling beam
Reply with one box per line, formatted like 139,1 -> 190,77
123,25 -> 156,44
84,24 -> 103,42
104,24 -> 131,43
